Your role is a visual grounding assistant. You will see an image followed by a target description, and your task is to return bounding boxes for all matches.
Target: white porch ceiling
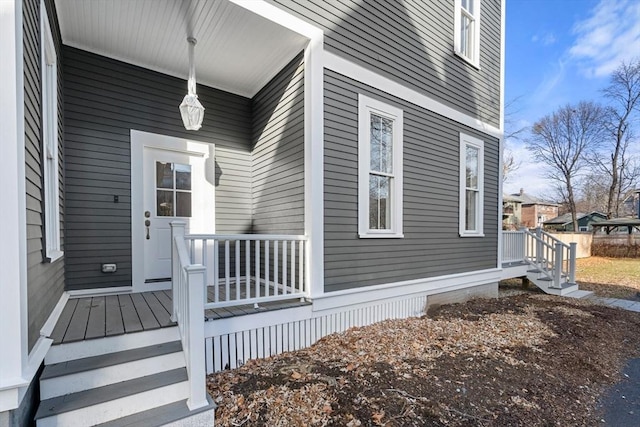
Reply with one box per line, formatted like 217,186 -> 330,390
55,0 -> 309,98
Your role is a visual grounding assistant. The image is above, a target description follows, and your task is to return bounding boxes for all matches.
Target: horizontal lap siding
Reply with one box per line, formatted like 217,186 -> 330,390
24,0 -> 65,351
251,53 -> 305,234
63,47 -> 253,290
324,71 -> 499,292
270,0 -> 502,127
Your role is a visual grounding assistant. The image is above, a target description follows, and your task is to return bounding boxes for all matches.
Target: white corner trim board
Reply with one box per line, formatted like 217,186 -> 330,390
322,51 -> 502,138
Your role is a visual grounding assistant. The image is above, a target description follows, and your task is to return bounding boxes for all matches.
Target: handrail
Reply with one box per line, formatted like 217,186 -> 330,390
170,221 -> 208,411
522,227 -> 577,288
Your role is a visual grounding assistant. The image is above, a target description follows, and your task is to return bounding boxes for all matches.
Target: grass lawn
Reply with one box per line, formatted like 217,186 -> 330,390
576,256 -> 640,300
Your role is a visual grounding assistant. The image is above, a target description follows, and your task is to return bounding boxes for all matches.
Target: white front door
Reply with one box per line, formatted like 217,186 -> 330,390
132,131 -> 215,291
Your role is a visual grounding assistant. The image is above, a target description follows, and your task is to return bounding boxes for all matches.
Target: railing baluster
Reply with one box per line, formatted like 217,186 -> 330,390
265,240 -> 270,297
299,240 -> 304,294
235,240 -> 240,301
282,242 -> 288,294
291,240 -> 296,292
213,239 -> 219,303
225,240 -> 230,301
255,240 -> 260,299
274,241 -> 279,296
202,239 -> 208,303
245,240 -> 250,300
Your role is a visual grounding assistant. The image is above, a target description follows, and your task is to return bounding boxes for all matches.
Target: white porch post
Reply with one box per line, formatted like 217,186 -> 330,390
0,0 -> 29,412
185,265 -> 208,410
303,30 -> 325,300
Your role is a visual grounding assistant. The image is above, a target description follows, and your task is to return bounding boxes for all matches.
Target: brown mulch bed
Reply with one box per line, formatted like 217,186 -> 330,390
208,294 -> 640,426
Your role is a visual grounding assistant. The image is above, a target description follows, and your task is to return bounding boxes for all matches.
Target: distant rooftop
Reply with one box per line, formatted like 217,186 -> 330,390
508,188 -> 557,206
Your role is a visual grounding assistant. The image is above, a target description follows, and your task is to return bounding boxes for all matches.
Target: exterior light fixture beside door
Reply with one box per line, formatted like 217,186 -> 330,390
179,37 -> 205,130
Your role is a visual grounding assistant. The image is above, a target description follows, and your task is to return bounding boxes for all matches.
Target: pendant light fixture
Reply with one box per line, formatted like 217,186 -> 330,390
179,37 -> 205,130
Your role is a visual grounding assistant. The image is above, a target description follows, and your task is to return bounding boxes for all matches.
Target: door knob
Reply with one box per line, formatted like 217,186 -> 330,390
145,219 -> 151,239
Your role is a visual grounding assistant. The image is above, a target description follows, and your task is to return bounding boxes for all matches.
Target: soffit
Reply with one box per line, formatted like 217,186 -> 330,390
55,0 -> 309,98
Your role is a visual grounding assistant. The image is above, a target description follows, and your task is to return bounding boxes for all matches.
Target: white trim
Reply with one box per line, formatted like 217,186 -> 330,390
311,268 -> 501,312
459,133 -> 485,237
322,51 -> 502,136
229,0 -> 323,42
453,0 -> 481,68
66,286 -> 133,298
131,130 -> 215,293
0,0 -> 29,412
497,0 -> 506,268
40,291 -> 70,337
358,94 -> 404,238
41,0 -> 62,261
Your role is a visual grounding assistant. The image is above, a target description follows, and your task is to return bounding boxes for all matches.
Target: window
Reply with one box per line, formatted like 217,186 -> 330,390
41,1 -> 62,261
454,0 -> 481,67
358,95 -> 403,238
156,162 -> 192,217
459,133 -> 484,236
579,226 -> 588,232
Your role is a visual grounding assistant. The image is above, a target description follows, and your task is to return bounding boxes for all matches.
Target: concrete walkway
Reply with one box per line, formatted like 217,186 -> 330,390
587,296 -> 640,312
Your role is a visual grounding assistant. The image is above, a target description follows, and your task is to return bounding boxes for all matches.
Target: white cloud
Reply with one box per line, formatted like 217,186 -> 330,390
569,0 -> 640,77
503,140 -> 555,198
532,32 -> 557,46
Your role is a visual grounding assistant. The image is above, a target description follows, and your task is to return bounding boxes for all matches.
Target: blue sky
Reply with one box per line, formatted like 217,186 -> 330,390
503,0 -> 640,197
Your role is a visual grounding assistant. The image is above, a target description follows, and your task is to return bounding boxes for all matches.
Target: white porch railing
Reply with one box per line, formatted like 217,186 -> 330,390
503,228 -> 577,289
184,233 -> 307,309
169,222 -> 208,411
502,231 -> 526,263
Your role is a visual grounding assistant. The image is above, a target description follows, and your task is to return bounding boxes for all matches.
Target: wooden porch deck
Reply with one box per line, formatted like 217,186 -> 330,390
50,287 -> 310,344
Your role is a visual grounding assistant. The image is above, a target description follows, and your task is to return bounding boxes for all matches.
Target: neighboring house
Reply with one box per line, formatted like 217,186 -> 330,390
502,194 -> 523,230
510,189 -> 559,228
543,212 -> 608,232
621,189 -> 640,218
1,0 -> 505,425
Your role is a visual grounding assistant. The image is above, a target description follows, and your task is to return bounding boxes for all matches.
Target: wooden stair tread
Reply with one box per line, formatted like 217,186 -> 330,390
95,396 -> 215,427
35,368 -> 187,420
41,341 -> 183,380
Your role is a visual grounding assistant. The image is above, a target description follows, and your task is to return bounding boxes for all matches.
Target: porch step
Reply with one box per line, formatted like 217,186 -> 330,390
46,326 -> 180,364
35,368 -> 190,426
40,341 -> 185,399
95,396 -> 216,427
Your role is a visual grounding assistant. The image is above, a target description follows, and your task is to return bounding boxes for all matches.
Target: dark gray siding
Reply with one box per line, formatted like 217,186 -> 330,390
251,53 -> 305,235
323,70 -> 499,292
63,47 -> 253,290
268,0 -> 502,127
24,0 -> 65,351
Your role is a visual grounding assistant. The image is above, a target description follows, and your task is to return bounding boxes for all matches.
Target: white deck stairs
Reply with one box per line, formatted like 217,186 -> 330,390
34,326 -> 215,426
502,228 -> 585,297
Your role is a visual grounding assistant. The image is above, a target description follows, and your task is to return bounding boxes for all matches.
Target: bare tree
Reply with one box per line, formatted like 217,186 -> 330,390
596,59 -> 640,218
503,97 -> 526,182
527,101 -> 608,231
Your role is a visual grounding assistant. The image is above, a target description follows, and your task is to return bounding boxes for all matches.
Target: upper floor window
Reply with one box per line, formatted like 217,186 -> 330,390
454,0 -> 481,68
41,0 -> 62,261
459,133 -> 484,237
358,95 -> 403,238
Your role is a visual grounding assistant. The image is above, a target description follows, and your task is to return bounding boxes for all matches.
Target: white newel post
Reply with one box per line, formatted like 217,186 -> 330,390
568,242 -> 577,284
170,221 -> 186,323
535,227 -> 543,269
553,242 -> 563,289
185,264 -> 208,410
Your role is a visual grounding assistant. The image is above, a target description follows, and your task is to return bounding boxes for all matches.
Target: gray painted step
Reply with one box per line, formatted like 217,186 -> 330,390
41,341 -> 183,380
35,368 -> 187,420
95,396 -> 216,427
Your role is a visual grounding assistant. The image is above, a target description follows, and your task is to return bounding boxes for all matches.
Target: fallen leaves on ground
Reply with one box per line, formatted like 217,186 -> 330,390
208,294 -> 640,426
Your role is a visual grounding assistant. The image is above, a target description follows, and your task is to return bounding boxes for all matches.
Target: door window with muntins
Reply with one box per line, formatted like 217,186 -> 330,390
155,162 -> 192,217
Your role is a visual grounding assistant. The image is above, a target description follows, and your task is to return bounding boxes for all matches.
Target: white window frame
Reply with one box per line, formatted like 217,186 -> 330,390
459,133 -> 484,237
454,0 -> 481,68
41,0 -> 62,262
358,94 -> 403,238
